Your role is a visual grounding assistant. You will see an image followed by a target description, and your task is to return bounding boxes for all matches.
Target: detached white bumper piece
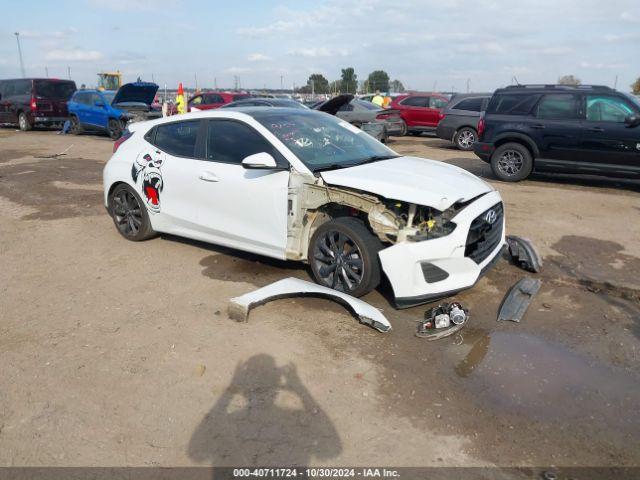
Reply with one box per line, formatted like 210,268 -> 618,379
228,277 -> 392,333
379,191 -> 505,308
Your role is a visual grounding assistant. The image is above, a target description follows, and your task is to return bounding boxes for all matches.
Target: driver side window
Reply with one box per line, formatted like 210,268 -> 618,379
586,95 -> 635,123
206,120 -> 284,165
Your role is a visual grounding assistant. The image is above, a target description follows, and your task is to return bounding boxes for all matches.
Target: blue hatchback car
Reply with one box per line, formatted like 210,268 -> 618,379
67,82 -> 159,139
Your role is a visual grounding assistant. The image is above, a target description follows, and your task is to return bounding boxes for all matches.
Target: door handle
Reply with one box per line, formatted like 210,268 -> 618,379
198,172 -> 219,182
531,124 -> 546,129
589,127 -> 604,133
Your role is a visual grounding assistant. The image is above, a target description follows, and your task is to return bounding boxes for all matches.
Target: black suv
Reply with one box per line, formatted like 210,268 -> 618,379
474,85 -> 640,181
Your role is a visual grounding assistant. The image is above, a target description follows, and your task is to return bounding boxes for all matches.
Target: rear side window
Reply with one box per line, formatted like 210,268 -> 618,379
536,94 -> 579,120
488,94 -> 540,115
155,120 -> 200,157
73,92 -> 91,105
12,79 -> 32,95
453,97 -> 484,112
206,120 -> 280,164
400,96 -> 429,107
34,80 -> 76,99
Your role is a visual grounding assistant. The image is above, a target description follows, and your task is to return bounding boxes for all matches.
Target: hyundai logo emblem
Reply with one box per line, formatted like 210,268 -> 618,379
484,209 -> 498,225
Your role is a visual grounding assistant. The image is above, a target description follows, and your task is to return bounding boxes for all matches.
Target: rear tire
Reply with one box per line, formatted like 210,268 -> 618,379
398,120 -> 407,136
309,217 -> 383,297
108,119 -> 123,140
490,142 -> 533,182
18,112 -> 32,131
454,127 -> 477,151
108,184 -> 156,241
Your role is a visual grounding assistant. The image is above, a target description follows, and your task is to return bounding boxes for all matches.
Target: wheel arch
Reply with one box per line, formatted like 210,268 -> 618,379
493,133 -> 539,159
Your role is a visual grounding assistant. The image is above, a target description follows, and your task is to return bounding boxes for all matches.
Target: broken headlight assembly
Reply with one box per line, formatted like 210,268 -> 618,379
381,200 -> 457,242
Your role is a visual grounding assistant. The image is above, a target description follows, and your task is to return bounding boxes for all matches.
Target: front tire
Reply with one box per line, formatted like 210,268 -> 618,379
108,184 -> 156,241
490,142 -> 533,182
454,127 -> 477,151
108,119 -> 123,140
309,217 -> 382,297
18,112 -> 32,131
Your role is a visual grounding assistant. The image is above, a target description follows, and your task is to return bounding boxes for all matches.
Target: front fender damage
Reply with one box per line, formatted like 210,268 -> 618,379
228,277 -> 392,333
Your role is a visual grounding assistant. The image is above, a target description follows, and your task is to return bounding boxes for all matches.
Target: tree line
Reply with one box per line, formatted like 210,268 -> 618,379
296,68 -> 405,95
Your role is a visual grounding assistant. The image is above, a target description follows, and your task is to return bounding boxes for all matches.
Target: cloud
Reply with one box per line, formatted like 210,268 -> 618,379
45,49 -> 104,61
247,53 -> 271,62
224,67 -> 252,74
620,11 -> 638,22
237,20 -> 298,37
455,42 -> 505,54
287,47 -> 349,58
604,32 -> 640,42
579,61 -> 629,70
88,0 -> 176,11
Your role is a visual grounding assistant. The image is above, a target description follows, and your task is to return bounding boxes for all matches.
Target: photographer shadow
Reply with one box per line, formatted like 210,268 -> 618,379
188,354 -> 342,467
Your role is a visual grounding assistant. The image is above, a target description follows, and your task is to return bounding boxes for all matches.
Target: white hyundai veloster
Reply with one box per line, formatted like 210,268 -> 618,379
103,108 -> 505,307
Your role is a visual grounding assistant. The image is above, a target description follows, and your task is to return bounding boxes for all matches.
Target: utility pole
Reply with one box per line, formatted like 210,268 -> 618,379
14,32 -> 25,78
614,75 -> 618,90
311,80 -> 315,96
214,77 -> 217,90
280,75 -> 284,91
466,78 -> 470,93
151,73 -> 155,83
67,66 -> 71,80
194,73 -> 198,91
45,67 -> 49,78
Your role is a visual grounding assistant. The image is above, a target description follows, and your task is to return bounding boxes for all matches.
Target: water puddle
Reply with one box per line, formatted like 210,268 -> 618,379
453,331 -> 640,433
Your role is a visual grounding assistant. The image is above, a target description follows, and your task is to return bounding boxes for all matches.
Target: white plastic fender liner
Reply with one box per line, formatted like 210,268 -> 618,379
228,277 -> 392,333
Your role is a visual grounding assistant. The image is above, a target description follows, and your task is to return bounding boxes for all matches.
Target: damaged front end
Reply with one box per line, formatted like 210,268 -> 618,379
285,171 -> 505,308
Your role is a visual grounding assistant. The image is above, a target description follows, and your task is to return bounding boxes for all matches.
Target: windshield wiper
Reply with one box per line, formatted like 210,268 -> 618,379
313,163 -> 353,172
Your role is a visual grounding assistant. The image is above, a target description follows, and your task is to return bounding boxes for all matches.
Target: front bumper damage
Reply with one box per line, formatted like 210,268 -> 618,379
379,190 -> 505,308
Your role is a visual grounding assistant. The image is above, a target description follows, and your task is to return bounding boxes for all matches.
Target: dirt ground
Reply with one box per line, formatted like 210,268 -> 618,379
0,127 -> 639,470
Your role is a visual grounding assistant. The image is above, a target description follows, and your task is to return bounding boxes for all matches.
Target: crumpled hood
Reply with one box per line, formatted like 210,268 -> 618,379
320,156 -> 493,211
112,82 -> 159,106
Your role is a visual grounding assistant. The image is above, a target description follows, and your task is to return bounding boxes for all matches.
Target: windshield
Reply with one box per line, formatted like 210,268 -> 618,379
623,93 -> 640,110
34,80 -> 76,99
255,111 -> 398,172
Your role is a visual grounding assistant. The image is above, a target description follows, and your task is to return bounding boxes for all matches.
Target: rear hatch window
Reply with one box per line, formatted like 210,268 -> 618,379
34,80 -> 76,99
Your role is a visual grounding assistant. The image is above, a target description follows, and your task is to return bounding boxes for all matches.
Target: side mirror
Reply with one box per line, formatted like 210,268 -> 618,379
624,115 -> 640,127
241,152 -> 279,169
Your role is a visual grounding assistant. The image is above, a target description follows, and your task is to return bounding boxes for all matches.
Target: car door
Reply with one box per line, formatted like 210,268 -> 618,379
579,94 -> 640,173
399,96 -> 429,127
196,118 -> 290,258
92,92 -> 110,129
528,93 -> 583,164
145,119 -> 204,234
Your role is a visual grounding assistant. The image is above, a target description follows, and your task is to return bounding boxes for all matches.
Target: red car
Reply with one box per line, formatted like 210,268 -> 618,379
188,91 -> 251,111
390,93 -> 449,135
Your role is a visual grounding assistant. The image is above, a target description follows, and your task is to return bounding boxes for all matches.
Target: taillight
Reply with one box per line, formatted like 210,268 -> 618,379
477,115 -> 485,138
112,131 -> 132,153
30,96 -> 37,111
376,113 -> 390,120
438,112 -> 446,121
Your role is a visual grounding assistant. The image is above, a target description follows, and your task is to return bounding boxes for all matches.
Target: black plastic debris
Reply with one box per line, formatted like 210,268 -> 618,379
506,235 -> 543,273
416,302 -> 468,340
498,277 -> 542,322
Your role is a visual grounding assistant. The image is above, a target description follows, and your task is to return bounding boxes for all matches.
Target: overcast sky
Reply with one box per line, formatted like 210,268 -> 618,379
1,0 -> 639,92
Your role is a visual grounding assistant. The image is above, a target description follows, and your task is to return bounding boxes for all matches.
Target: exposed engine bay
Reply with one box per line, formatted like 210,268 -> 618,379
285,172 -> 481,261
